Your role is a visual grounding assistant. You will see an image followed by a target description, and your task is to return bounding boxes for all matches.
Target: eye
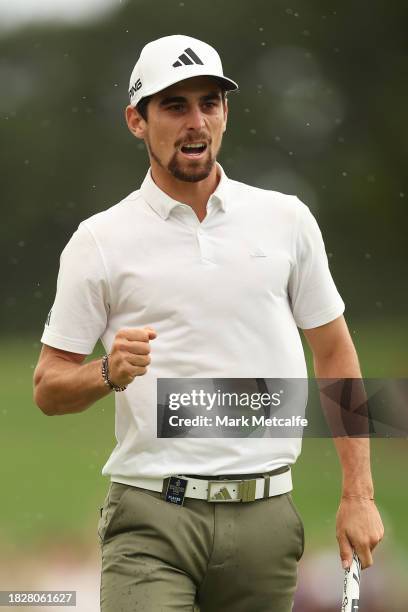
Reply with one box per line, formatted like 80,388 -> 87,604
203,101 -> 218,109
168,104 -> 185,112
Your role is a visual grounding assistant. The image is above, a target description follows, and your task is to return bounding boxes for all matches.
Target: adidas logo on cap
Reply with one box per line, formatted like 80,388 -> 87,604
172,47 -> 204,68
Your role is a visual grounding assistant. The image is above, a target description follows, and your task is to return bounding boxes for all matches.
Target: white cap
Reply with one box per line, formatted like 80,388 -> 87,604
128,34 -> 238,107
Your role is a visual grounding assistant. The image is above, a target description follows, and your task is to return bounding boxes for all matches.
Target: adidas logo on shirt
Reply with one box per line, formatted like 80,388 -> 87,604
172,47 -> 204,68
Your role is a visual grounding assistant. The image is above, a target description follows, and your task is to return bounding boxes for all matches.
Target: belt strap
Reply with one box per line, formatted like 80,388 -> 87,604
113,468 -> 292,503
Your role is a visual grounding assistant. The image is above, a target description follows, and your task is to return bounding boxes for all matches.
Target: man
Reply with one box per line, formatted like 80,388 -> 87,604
33,35 -> 384,611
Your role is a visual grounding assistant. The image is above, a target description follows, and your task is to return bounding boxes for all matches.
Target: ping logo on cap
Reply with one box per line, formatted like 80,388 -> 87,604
172,47 -> 204,68
129,78 -> 142,99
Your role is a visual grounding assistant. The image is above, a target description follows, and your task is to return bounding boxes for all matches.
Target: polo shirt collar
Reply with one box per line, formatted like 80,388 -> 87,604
140,162 -> 229,220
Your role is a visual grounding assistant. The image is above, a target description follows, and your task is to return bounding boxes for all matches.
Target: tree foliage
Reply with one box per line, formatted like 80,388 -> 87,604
1,0 -> 407,334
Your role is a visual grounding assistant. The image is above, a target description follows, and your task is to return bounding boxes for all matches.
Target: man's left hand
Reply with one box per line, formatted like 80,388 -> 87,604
336,497 -> 384,570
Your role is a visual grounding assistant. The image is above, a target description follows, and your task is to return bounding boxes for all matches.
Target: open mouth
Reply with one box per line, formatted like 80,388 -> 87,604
179,142 -> 208,158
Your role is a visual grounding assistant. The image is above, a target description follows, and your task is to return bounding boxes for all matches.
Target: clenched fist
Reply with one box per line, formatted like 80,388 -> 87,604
108,327 -> 157,387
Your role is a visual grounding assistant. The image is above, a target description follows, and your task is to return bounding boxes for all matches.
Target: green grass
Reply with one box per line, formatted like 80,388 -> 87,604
0,318 -> 407,557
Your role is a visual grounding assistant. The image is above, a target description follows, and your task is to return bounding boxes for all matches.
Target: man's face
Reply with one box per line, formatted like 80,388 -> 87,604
129,76 -> 228,183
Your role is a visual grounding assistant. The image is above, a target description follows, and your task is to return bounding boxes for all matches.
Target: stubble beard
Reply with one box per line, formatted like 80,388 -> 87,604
147,138 -> 221,183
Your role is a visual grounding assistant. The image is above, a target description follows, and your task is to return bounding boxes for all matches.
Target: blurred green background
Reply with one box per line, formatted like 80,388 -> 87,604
1,0 -> 407,609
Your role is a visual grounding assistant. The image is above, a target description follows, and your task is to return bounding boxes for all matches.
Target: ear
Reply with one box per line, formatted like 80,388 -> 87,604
222,97 -> 228,133
125,105 -> 146,140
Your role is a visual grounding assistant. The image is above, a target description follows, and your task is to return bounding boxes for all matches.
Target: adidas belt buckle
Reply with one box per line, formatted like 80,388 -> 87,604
207,479 -> 257,503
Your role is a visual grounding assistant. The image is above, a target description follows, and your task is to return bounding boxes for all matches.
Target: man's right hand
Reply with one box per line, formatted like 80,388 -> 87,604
108,327 -> 157,387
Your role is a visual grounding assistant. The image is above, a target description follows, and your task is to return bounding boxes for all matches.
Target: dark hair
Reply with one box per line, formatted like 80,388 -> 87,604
136,95 -> 153,121
136,87 -> 227,122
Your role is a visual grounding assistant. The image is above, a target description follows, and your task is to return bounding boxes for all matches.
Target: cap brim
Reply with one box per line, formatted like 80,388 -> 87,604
212,75 -> 239,92
132,73 -> 239,107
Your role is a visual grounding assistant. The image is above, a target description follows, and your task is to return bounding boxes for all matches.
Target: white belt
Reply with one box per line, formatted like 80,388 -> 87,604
113,468 -> 292,503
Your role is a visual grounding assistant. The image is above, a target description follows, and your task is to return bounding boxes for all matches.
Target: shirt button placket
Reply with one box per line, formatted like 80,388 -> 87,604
196,227 -> 214,264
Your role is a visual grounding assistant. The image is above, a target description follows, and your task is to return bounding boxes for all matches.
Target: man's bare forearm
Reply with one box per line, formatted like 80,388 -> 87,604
333,436 -> 374,497
313,344 -> 374,497
34,357 -> 112,416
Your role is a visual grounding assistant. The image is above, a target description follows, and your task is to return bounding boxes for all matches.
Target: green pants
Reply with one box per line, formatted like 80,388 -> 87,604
98,475 -> 304,611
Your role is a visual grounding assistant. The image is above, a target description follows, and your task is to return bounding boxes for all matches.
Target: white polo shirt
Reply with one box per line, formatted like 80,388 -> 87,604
41,163 -> 345,482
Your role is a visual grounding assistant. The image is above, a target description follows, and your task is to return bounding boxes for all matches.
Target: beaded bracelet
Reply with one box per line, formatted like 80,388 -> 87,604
101,354 -> 127,392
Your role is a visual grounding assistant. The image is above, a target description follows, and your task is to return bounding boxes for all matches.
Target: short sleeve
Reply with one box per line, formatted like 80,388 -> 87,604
288,200 -> 345,329
40,222 -> 110,354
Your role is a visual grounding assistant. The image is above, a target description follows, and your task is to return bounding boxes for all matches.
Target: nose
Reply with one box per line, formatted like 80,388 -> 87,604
186,105 -> 206,131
